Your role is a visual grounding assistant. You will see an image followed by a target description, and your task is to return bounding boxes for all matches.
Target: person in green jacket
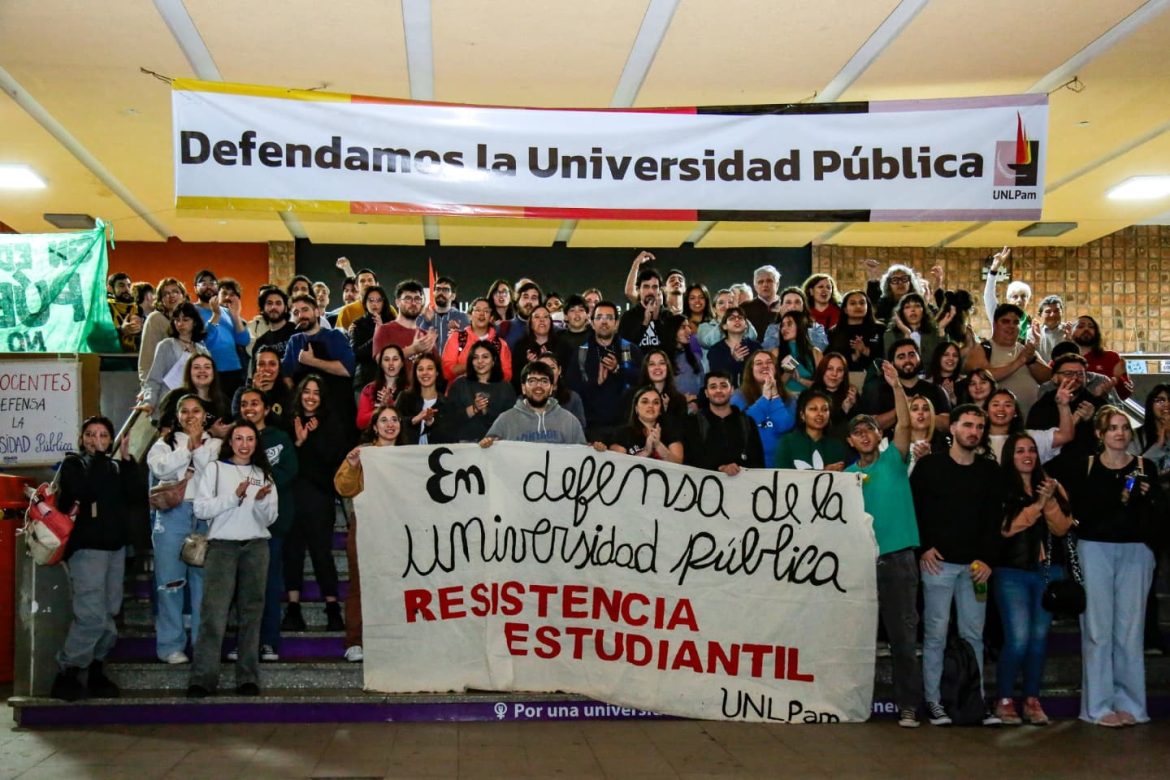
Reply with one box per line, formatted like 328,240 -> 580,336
774,388 -> 850,471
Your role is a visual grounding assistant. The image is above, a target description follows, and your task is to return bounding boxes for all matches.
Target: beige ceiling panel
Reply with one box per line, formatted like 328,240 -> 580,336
640,0 -> 901,107
698,222 -> 824,248
300,217 -> 426,246
157,210 -> 290,243
1041,8 -> 1170,181
437,217 -> 561,246
433,1 -> 647,106
948,220 -> 1136,248
186,0 -> 411,98
843,0 -> 1148,100
827,222 -> 974,247
0,1 -> 193,237
0,93 -> 161,241
1041,131 -> 1170,223
567,220 -> 697,248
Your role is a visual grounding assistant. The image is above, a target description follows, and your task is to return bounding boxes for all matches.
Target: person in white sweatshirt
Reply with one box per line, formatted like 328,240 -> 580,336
146,395 -> 221,665
187,420 -> 278,698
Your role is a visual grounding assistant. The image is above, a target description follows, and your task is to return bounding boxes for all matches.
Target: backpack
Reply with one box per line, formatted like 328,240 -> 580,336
940,625 -> 985,726
21,483 -> 77,566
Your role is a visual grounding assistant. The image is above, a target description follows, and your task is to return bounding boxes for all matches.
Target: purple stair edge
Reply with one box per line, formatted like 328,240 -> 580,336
14,695 -> 1170,728
129,579 -> 349,602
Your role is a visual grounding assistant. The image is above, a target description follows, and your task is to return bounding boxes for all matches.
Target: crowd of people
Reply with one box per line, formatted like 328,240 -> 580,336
49,250 -> 1167,726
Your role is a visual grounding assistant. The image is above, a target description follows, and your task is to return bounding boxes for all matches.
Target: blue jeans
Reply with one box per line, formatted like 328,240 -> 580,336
993,566 -> 1059,698
922,561 -> 986,704
1079,540 -> 1154,723
260,536 -> 285,650
151,501 -> 207,659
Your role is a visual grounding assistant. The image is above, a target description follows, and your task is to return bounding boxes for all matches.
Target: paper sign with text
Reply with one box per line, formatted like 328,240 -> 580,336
355,443 -> 878,723
0,359 -> 80,466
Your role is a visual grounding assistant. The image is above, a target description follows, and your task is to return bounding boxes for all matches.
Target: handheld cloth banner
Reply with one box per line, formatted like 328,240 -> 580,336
354,443 -> 878,723
172,82 -> 1048,222
0,222 -> 119,353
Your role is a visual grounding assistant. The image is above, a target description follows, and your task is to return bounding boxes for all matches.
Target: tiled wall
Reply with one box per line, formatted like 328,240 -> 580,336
812,225 -> 1170,354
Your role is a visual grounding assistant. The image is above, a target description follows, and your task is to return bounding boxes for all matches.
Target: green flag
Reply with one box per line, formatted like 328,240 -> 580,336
0,220 -> 120,353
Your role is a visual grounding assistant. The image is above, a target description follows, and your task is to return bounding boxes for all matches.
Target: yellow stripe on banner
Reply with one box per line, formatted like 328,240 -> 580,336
171,79 -> 351,103
177,196 -> 351,214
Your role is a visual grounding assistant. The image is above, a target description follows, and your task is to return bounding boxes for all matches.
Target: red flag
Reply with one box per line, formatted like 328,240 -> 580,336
427,258 -> 436,308
1015,113 -> 1032,166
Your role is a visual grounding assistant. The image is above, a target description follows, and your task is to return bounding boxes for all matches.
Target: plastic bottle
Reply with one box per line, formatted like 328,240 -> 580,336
971,562 -> 988,602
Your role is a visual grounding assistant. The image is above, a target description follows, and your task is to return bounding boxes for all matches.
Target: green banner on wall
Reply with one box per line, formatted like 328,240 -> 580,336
0,221 -> 120,353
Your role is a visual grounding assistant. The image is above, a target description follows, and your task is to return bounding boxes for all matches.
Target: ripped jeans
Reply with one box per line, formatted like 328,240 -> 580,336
151,500 -> 207,660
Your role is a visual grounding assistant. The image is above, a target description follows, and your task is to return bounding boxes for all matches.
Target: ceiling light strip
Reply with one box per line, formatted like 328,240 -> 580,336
815,0 -> 931,103
683,221 -> 717,246
402,1 -> 437,242
152,0 -> 222,81
813,223 -> 850,245
0,66 -> 172,240
611,0 -> 679,108
554,0 -> 680,247
1028,0 -> 1170,93
278,211 -> 307,239
401,0 -> 435,101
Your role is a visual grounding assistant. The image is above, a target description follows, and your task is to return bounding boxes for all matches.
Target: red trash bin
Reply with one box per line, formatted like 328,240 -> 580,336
0,474 -> 36,684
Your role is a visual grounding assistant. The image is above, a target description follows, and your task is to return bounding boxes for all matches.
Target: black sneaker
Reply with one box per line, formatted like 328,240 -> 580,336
87,661 -> 120,698
982,709 -> 1003,726
186,684 -> 212,699
898,707 -> 920,728
926,702 -> 951,726
281,602 -> 306,632
51,667 -> 89,702
325,601 -> 345,632
235,682 -> 261,696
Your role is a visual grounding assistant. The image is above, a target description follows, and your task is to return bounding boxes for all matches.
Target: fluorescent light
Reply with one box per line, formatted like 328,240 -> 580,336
1106,175 -> 1170,200
0,164 -> 46,189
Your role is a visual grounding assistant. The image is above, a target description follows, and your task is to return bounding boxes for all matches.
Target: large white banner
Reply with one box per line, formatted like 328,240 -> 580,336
173,81 -> 1047,222
355,442 -> 878,723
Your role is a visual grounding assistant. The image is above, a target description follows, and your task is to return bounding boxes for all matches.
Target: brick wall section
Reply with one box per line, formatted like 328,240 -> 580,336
812,225 -> 1170,354
268,241 -> 296,293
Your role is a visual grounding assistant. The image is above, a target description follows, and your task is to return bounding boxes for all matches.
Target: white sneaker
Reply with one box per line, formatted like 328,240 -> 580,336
260,645 -> 280,662
226,648 -> 239,662
162,651 -> 189,665
344,645 -> 364,662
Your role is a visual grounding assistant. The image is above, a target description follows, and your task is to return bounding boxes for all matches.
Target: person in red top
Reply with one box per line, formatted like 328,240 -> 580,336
803,273 -> 842,332
440,297 -> 513,383
356,344 -> 412,429
372,279 -> 437,362
1072,315 -> 1133,400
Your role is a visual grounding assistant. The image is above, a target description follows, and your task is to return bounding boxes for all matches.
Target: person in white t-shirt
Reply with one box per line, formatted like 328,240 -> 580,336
982,385 -> 1090,464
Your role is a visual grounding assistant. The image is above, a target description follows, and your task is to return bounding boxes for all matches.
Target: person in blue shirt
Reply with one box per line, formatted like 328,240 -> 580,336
192,269 -> 251,400
731,349 -> 796,468
282,294 -> 357,422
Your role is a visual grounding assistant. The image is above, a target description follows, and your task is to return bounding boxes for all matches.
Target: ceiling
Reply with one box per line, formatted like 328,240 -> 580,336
3,0 -> 1170,249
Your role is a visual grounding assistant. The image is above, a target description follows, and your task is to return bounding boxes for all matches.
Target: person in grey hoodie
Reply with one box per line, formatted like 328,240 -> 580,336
480,362 -> 587,446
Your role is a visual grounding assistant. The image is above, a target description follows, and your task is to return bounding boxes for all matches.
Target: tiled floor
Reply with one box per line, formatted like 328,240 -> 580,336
1,699 -> 1168,779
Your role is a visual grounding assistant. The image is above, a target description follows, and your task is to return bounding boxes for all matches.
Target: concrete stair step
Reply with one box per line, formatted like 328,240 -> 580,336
127,577 -> 349,602
109,631 -> 347,662
103,660 -> 362,691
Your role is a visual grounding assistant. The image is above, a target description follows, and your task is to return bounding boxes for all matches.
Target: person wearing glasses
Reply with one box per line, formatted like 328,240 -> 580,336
1026,353 -> 1108,463
479,361 -> 587,446
564,301 -> 642,444
138,277 -> 189,385
416,275 -> 469,352
863,261 -> 928,325
372,279 -> 438,360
